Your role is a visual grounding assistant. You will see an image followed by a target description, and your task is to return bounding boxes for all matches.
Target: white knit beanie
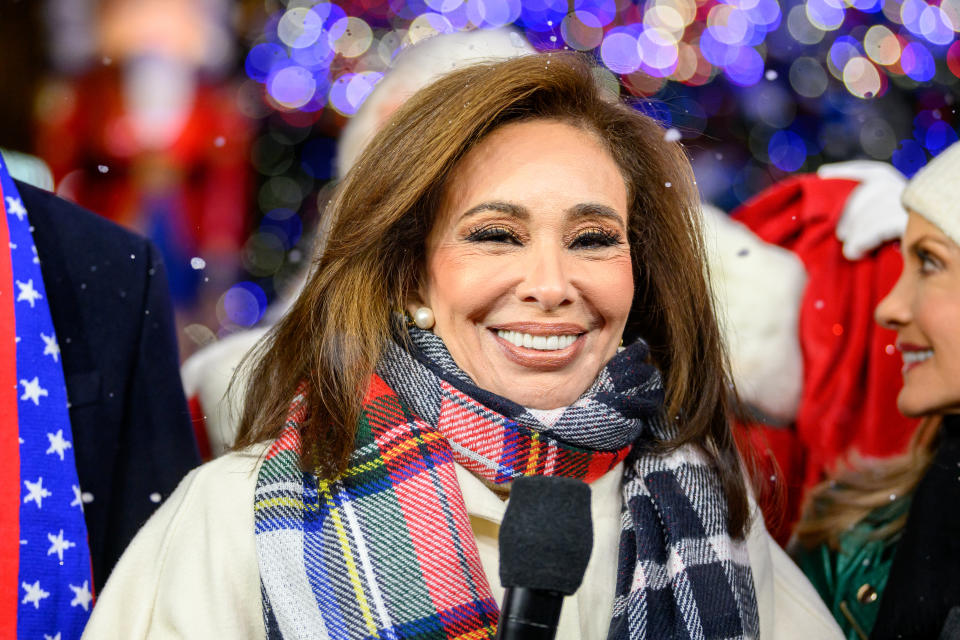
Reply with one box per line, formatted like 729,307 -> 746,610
901,140 -> 960,247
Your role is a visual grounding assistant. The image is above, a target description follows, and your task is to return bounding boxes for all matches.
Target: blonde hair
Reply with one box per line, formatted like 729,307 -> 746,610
794,416 -> 941,549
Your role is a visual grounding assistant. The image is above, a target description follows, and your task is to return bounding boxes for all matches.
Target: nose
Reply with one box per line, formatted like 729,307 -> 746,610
875,272 -> 911,330
515,245 -> 574,311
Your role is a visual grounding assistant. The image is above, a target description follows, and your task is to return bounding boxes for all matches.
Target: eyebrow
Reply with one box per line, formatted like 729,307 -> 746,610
907,234 -> 954,254
460,201 -> 626,229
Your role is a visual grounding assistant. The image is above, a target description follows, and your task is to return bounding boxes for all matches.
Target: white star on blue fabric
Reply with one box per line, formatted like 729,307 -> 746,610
24,477 -> 52,508
45,633 -> 62,640
15,279 -> 42,307
41,333 -> 60,362
6,195 -> 27,221
46,429 -> 72,461
21,580 -> 50,609
70,485 -> 83,509
69,581 -> 92,611
32,244 -> 39,264
47,529 -> 76,562
20,376 -> 48,405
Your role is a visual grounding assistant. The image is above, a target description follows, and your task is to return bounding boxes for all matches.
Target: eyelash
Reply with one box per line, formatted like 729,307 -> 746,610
916,248 -> 941,274
464,225 -> 623,248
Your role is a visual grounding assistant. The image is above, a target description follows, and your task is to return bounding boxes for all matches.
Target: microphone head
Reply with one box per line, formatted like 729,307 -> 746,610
498,475 -> 593,596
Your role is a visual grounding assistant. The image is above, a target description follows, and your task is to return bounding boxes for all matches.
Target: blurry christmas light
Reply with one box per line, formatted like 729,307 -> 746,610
645,4 -> 687,39
259,176 -> 304,212
561,11 -> 605,50
425,0 -> 464,12
670,42 -> 701,82
891,138 -> 928,176
408,12 -> 456,43
917,5 -> 955,44
268,65 -> 317,109
843,56 -> 882,98
218,282 -> 267,328
246,43 -> 288,82
724,46 -> 765,86
948,41 -> 960,78
278,7 -> 326,49
828,37 -> 861,80
860,117 -> 897,158
787,5 -> 827,44
924,120 -> 959,153
806,0 -> 846,31
708,5 -> 753,46
600,30 -> 642,74
900,41 -> 936,81
638,28 -> 680,74
328,71 -> 384,116
290,36 -> 335,69
942,0 -> 960,30
577,0 -> 618,25
465,0 -> 522,28
864,25 -> 901,65
329,17 -> 374,57
242,232 -> 287,277
768,130 -> 808,171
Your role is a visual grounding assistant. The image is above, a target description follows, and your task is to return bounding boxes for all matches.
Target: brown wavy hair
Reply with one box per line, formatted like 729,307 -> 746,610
233,52 -> 750,536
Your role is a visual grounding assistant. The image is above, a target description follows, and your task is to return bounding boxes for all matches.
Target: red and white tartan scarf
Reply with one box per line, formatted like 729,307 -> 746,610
254,328 -> 758,639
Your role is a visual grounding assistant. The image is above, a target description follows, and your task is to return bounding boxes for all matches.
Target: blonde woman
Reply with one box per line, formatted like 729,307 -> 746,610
793,140 -> 960,640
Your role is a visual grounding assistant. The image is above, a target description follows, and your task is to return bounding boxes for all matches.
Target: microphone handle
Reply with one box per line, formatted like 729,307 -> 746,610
495,587 -> 565,640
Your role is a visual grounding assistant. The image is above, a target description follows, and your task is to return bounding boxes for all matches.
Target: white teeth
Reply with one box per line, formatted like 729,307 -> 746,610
496,330 -> 578,351
902,349 -> 933,364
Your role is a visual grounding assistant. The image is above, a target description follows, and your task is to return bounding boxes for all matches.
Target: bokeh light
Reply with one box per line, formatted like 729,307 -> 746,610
768,130 -> 808,171
218,282 -> 268,327
843,56 -> 882,99
900,41 -> 936,81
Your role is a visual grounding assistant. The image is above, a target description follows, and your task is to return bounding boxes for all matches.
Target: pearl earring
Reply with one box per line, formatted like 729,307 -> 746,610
413,306 -> 435,330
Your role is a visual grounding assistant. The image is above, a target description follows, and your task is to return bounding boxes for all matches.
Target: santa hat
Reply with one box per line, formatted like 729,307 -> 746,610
902,140 -> 960,246
729,173 -> 918,487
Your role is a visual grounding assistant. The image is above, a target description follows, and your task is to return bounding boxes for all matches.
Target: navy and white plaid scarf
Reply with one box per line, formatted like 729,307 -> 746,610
388,327 -> 759,639
256,325 -> 758,639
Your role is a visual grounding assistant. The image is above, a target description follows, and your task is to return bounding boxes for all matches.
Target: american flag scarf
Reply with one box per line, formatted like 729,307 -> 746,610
0,160 -> 94,638
254,326 -> 758,639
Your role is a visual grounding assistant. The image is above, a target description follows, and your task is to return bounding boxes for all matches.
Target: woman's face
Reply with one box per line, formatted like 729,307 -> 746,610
413,119 -> 634,409
876,212 -> 960,417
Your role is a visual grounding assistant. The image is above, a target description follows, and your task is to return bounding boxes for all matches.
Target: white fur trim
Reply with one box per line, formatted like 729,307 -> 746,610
701,204 -> 806,423
901,140 -> 960,247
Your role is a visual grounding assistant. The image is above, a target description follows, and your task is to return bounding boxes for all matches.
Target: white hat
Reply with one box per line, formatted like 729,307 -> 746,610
901,140 -> 960,247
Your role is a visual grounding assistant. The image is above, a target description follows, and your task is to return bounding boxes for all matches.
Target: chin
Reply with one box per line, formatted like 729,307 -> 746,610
497,378 -> 589,410
897,390 -> 953,418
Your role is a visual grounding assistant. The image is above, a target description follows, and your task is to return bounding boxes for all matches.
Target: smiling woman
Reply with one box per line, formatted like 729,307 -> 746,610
415,120 -> 634,409
794,140 -> 960,640
81,52 -> 841,640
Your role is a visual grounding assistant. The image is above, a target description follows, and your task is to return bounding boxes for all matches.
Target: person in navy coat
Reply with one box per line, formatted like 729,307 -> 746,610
17,179 -> 201,592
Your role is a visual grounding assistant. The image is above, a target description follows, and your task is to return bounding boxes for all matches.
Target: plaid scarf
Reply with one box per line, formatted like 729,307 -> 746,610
254,327 -> 758,639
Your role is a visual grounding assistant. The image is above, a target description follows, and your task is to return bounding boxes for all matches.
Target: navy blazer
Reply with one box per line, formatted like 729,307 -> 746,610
18,180 -> 201,592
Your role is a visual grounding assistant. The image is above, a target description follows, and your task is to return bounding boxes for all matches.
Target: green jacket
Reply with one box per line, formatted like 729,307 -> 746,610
792,497 -> 910,640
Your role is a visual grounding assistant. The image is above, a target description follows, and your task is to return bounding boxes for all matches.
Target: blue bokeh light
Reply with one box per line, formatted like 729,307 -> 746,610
768,130 -> 807,171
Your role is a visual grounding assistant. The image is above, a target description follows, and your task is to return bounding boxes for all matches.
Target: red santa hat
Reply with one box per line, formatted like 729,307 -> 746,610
729,170 -> 918,489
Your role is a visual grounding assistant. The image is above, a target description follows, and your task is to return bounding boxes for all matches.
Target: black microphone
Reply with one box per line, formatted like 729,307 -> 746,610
495,475 -> 593,640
